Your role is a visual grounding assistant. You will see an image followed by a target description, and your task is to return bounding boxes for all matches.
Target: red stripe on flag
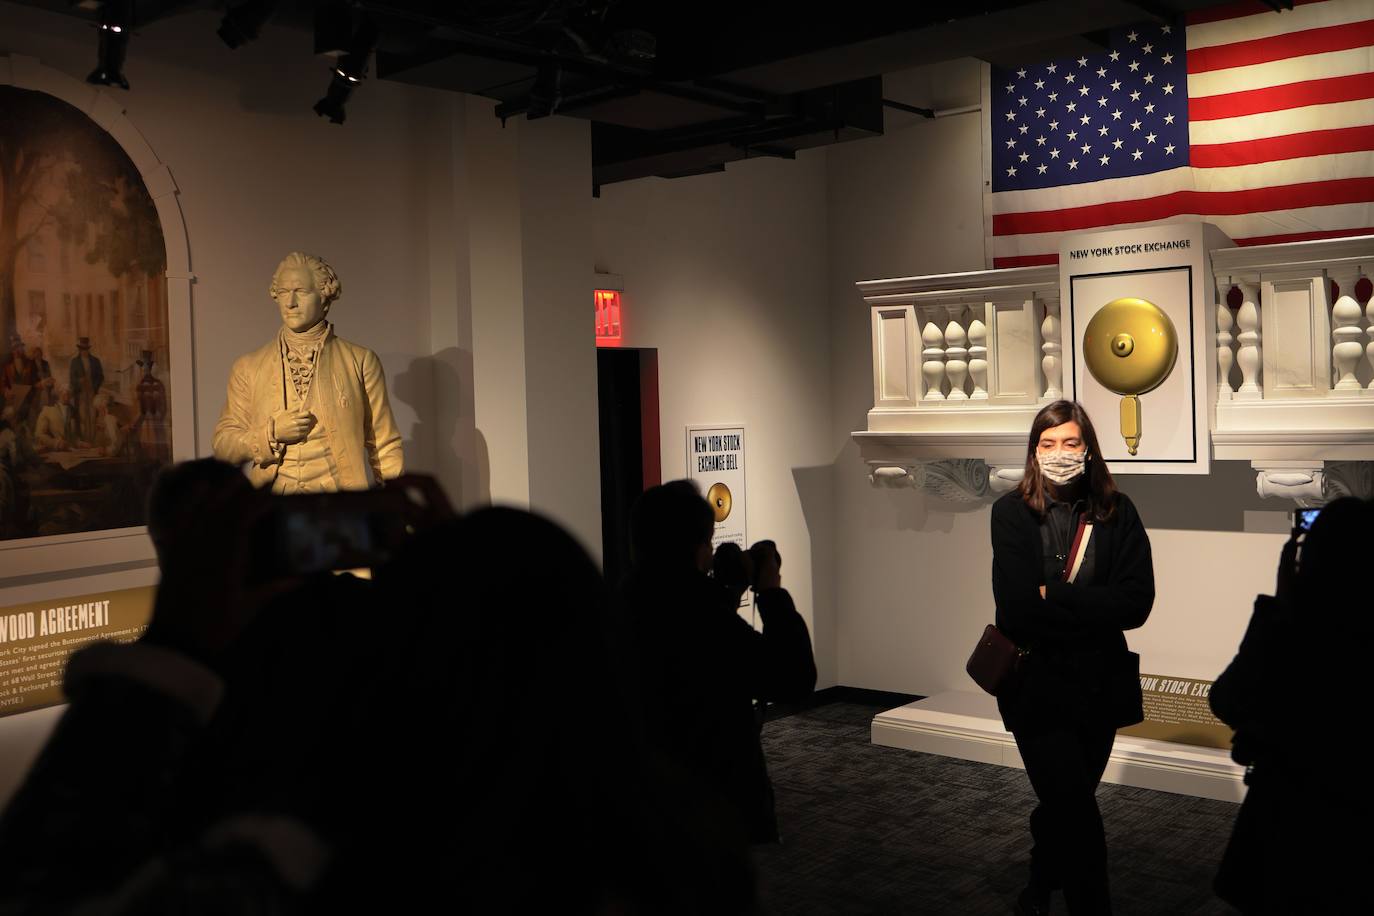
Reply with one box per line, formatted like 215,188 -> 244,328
993,177 -> 1374,235
1186,0 -> 1328,27
1187,19 -> 1374,74
991,253 -> 1061,268
1189,72 -> 1374,121
1191,124 -> 1374,166
1233,225 -> 1374,245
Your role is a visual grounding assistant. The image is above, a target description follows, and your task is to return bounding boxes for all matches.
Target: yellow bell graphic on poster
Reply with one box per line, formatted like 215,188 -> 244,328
706,482 -> 733,522
1082,297 -> 1179,456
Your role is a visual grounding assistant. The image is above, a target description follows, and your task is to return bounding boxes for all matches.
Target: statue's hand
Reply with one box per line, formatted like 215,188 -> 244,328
271,408 -> 316,445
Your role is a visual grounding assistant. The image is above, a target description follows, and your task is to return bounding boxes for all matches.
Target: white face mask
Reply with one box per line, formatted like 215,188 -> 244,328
1039,449 -> 1088,485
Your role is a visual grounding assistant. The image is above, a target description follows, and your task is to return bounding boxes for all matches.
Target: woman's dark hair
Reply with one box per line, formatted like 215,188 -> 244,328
1015,399 -> 1119,521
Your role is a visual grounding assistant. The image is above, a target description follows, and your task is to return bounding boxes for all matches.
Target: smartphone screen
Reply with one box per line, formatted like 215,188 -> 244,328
1294,507 -> 1321,533
280,507 -> 378,575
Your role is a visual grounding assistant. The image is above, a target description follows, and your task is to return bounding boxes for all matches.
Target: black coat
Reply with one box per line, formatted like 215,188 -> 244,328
991,490 -> 1154,734
621,566 -> 817,843
1209,594 -> 1368,913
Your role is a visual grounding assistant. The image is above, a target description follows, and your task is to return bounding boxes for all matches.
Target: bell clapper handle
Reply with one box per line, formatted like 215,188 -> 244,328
1120,395 -> 1141,456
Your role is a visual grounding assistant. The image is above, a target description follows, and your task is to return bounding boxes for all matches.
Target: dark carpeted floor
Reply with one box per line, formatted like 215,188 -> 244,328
754,701 -> 1240,916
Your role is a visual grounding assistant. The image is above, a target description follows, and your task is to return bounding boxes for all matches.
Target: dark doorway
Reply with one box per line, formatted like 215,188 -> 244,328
597,348 -> 660,588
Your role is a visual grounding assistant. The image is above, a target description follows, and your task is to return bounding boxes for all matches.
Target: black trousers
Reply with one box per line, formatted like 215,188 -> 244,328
1013,723 -> 1117,915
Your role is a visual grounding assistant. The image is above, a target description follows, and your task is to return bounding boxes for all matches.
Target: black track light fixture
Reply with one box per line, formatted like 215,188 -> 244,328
313,16 -> 378,125
87,0 -> 133,90
218,0 -> 280,50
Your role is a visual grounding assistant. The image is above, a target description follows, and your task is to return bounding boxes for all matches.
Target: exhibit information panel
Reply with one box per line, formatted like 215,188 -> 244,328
0,585 -> 153,717
1120,672 -> 1231,750
1059,221 -> 1231,474
686,424 -> 751,619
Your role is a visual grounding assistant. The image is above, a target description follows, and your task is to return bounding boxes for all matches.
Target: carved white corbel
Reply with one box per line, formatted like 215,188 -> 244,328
1321,461 -> 1374,502
867,460 -> 999,502
1253,460 -> 1374,506
1254,463 -> 1325,506
869,466 -> 917,488
920,459 -> 990,502
988,466 -> 1025,494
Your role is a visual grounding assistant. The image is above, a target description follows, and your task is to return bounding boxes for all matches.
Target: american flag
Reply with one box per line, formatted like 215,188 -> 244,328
988,0 -> 1374,268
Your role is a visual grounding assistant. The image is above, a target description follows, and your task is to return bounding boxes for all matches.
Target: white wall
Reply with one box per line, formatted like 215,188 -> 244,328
591,154 -> 838,685
826,61 -> 1289,696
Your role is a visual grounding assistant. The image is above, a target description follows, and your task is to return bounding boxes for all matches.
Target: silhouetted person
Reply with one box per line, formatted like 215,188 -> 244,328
0,458 -> 326,914
310,505 -> 756,914
1210,497 -> 1371,914
619,480 -> 817,847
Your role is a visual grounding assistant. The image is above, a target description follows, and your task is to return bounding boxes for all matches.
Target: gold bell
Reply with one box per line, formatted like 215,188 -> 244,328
1082,297 -> 1179,456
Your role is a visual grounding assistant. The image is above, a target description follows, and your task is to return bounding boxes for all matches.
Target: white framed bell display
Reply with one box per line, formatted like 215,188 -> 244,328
1059,222 -> 1232,474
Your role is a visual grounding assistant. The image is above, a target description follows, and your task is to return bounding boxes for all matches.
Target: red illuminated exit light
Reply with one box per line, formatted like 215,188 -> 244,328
595,289 -> 622,347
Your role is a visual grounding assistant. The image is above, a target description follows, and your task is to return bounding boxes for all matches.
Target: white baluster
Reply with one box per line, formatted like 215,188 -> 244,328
944,306 -> 969,401
1361,273 -> 1374,392
1332,293 -> 1363,391
1216,299 -> 1235,399
1040,300 -> 1063,400
1235,287 -> 1262,399
968,310 -> 989,400
921,311 -> 946,401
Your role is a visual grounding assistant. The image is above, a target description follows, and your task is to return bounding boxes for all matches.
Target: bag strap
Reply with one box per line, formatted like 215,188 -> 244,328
1063,514 -> 1094,583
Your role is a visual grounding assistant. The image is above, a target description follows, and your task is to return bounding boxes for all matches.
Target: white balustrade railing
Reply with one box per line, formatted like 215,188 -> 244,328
856,264 -> 1083,422
856,234 -> 1374,501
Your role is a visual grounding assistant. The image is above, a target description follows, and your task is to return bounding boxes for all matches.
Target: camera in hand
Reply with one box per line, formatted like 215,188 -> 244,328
711,540 -> 781,593
250,489 -> 415,581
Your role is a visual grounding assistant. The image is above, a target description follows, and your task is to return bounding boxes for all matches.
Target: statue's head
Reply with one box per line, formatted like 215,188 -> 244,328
269,252 -> 341,332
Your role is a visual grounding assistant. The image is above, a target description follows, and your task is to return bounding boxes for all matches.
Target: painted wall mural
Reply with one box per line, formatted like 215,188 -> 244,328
0,85 -> 170,541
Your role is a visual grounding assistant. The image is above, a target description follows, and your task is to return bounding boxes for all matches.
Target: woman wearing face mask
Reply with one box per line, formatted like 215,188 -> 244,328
992,400 -> 1155,916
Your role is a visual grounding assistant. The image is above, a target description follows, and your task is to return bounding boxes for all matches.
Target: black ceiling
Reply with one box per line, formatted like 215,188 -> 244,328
10,0 -> 1288,188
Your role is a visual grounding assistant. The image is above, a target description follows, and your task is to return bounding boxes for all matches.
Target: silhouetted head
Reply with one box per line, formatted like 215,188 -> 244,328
1296,497 -> 1373,617
630,479 -> 714,573
147,459 -> 255,562
1017,399 -> 1119,521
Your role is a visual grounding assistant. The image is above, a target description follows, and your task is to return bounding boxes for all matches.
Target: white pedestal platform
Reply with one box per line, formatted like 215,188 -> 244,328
872,691 -> 1246,803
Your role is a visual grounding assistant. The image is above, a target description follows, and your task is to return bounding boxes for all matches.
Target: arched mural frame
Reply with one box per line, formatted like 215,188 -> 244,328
0,55 -> 195,582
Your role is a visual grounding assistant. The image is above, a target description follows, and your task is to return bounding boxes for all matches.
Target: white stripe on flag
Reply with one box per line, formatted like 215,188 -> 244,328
1188,97 -> 1374,144
1186,1 -> 1370,50
1187,46 -> 1374,99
